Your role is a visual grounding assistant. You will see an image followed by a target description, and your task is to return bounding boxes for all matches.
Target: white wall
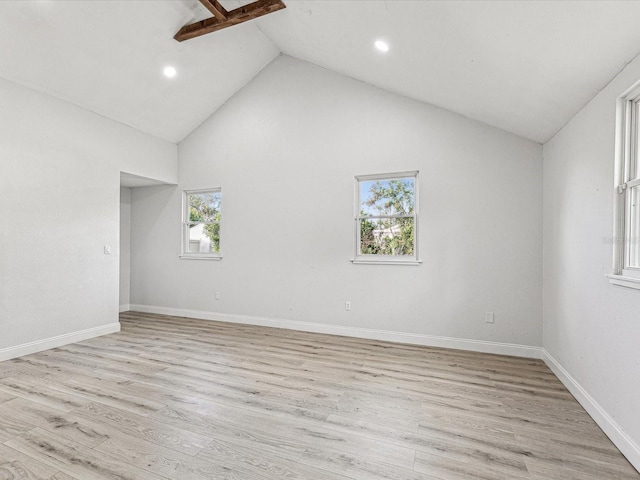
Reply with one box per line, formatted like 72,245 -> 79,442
543,55 -> 640,466
120,187 -> 131,311
130,55 -> 543,352
0,77 -> 177,358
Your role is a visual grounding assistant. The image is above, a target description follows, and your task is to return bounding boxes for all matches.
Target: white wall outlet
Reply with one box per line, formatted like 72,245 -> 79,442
215,291 -> 220,300
345,301 -> 351,311
104,245 -> 111,255
485,311 -> 495,323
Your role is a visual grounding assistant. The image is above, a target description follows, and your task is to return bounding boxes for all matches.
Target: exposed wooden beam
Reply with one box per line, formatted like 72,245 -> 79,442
175,0 -> 286,42
199,0 -> 227,21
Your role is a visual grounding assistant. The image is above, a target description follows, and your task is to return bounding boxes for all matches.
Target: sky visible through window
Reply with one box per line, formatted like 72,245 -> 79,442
359,178 -> 415,217
189,192 -> 221,221
358,176 -> 416,256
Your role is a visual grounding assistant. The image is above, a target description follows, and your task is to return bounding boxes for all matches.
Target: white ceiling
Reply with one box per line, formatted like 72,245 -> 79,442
2,1 -> 640,144
0,0 -> 279,143
258,0 -> 640,143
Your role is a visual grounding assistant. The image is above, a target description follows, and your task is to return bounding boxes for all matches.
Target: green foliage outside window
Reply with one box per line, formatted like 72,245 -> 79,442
189,192 -> 221,253
360,178 -> 415,256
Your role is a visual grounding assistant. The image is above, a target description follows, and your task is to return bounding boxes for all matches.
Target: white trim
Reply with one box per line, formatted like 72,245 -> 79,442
184,187 -> 222,195
350,258 -> 422,266
119,304 -> 130,313
612,96 -> 627,274
182,187 -> 222,258
354,171 -> 419,263
606,273 -> 640,290
179,254 -> 223,261
542,349 -> 640,472
355,170 -> 419,182
621,267 -> 640,280
0,323 -> 120,362
129,304 -> 542,359
613,84 -> 640,277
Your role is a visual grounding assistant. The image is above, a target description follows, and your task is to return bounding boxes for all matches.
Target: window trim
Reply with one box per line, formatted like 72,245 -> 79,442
351,170 -> 421,266
180,187 -> 222,261
608,83 -> 640,288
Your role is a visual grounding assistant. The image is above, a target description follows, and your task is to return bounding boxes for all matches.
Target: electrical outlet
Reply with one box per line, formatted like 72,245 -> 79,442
104,245 -> 111,255
345,301 -> 351,311
485,312 -> 494,323
215,291 -> 220,301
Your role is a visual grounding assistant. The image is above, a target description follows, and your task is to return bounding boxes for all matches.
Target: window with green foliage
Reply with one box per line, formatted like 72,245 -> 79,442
182,188 -> 222,259
354,172 -> 419,264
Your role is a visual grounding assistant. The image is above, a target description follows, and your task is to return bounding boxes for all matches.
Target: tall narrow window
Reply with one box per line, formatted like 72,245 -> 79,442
181,188 -> 222,260
624,99 -> 640,271
609,85 -> 640,288
353,171 -> 420,265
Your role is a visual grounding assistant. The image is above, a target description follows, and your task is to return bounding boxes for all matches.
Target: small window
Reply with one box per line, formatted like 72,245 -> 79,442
610,85 -> 640,288
353,171 -> 420,265
181,188 -> 222,260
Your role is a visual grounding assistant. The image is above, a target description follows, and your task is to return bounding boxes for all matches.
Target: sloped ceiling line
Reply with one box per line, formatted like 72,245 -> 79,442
2,1 -> 640,144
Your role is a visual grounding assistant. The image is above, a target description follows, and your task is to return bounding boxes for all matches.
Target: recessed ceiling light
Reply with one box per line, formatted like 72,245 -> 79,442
374,40 -> 389,53
163,66 -> 177,78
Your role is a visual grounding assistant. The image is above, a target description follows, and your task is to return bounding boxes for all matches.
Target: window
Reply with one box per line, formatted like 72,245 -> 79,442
609,85 -> 640,288
353,171 -> 420,265
181,188 -> 222,260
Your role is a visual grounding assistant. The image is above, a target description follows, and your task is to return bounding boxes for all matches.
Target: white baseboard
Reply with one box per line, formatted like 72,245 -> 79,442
119,304 -> 130,313
0,323 -> 121,362
542,349 -> 640,472
128,304 -> 542,359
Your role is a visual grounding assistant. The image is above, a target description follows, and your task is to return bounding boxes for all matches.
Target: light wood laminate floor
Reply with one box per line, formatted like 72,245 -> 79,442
0,311 -> 637,479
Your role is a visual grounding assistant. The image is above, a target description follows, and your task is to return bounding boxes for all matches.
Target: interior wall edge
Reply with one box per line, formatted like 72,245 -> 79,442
129,304 -> 543,359
0,323 -> 120,363
542,348 -> 640,472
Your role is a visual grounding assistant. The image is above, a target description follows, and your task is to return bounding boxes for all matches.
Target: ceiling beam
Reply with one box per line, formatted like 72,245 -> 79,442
199,0 -> 227,21
175,0 -> 286,42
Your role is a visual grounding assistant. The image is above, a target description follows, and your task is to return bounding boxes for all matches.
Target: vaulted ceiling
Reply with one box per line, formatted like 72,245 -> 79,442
2,1 -> 640,144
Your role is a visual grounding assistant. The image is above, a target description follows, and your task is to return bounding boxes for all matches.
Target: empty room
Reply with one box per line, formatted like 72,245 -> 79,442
0,0 -> 639,478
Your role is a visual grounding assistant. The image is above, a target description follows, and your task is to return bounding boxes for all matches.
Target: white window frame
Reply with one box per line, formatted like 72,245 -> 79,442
608,83 -> 640,288
352,171 -> 420,265
180,187 -> 222,261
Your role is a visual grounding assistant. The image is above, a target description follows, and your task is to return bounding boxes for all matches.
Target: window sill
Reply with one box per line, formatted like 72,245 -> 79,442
351,258 -> 422,266
180,254 -> 222,261
606,274 -> 640,290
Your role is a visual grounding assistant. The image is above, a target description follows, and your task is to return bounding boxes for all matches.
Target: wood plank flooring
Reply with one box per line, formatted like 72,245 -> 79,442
0,311 -> 637,479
